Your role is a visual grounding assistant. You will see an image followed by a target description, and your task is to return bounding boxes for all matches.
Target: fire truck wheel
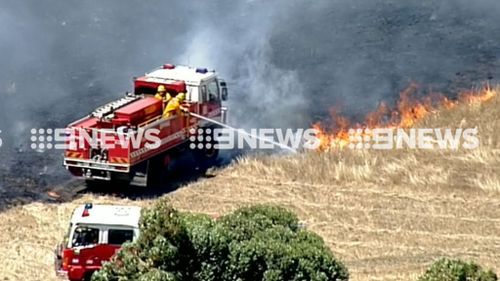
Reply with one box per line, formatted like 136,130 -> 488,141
193,140 -> 219,172
83,271 -> 95,281
146,153 -> 170,188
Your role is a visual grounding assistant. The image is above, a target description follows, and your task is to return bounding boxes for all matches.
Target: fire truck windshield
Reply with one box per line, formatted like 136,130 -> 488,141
71,226 -> 99,247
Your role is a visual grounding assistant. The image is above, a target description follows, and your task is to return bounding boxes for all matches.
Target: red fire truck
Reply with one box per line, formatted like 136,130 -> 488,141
63,64 -> 228,187
55,203 -> 141,281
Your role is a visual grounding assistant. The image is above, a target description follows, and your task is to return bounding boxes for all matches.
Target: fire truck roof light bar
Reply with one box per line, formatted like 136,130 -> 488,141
196,67 -> 208,74
82,203 -> 92,217
82,209 -> 90,217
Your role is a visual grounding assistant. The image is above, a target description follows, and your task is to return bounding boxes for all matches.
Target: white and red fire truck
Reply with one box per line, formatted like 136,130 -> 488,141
55,203 -> 141,281
63,64 -> 228,187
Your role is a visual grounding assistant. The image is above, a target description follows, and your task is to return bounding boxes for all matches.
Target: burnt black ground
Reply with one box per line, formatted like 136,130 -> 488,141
0,0 -> 499,211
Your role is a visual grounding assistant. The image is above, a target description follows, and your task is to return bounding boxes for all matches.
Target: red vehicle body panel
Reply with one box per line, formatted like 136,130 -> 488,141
61,245 -> 119,281
114,97 -> 162,126
73,117 -> 100,129
64,98 -> 215,177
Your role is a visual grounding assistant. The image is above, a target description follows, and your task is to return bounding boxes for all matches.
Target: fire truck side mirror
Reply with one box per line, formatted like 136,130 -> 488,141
221,87 -> 228,101
219,80 -> 228,101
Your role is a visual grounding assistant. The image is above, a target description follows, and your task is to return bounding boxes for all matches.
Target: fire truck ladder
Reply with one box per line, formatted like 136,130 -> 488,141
91,95 -> 140,120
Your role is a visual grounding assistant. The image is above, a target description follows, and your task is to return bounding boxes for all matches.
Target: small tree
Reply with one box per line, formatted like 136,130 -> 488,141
418,258 -> 497,281
92,202 -> 348,281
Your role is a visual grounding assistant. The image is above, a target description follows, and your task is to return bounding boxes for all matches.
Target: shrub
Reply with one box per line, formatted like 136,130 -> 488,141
418,258 -> 498,281
92,202 -> 348,281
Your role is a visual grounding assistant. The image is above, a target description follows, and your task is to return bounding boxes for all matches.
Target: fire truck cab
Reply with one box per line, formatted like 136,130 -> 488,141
55,204 -> 141,281
63,64 -> 228,187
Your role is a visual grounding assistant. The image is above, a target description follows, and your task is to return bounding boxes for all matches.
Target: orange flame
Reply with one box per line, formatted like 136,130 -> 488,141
313,84 -> 497,151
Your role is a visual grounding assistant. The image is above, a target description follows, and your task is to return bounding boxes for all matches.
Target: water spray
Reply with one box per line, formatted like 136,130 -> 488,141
188,112 -> 297,153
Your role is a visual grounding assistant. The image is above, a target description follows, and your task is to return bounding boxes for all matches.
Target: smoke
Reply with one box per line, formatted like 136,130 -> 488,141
0,0 -> 499,185
178,0 -> 500,124
176,1 -> 308,129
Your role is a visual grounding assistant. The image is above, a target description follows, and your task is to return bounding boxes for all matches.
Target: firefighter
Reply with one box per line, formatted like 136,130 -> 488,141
163,92 -> 188,118
154,85 -> 172,105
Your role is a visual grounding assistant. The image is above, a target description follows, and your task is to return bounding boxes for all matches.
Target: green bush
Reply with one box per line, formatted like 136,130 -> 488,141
92,202 -> 348,281
418,258 -> 497,281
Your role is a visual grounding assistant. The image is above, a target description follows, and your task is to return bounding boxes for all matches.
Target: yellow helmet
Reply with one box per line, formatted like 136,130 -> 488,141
157,85 -> 166,93
177,92 -> 186,101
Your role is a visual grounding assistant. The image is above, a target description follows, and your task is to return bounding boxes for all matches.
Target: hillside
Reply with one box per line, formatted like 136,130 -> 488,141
0,92 -> 499,281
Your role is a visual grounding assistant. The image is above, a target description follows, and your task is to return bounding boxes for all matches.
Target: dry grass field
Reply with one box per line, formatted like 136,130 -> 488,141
0,91 -> 499,281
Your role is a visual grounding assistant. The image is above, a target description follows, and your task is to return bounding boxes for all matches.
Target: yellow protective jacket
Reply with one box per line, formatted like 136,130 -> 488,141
163,97 -> 182,118
155,93 -> 171,103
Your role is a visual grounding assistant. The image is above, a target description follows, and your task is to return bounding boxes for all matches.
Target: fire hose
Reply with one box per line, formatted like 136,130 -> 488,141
186,112 -> 298,153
